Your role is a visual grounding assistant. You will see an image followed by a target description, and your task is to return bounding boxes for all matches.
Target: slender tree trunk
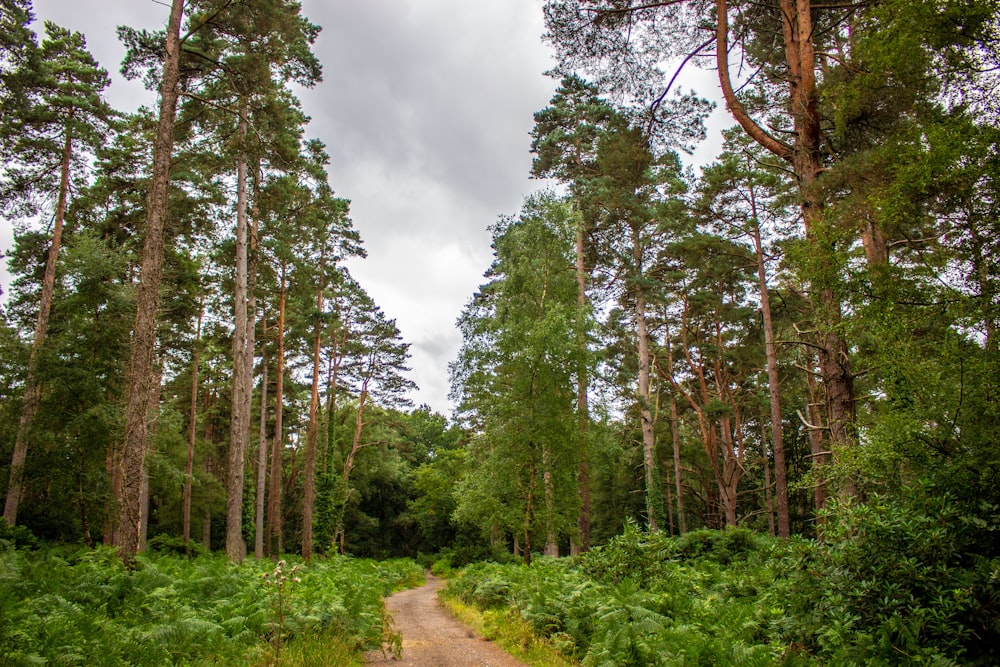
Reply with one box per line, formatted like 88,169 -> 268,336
632,226 -> 658,531
670,393 -> 686,534
3,129 -> 74,526
267,263 -> 287,556
573,219 -> 591,554
344,387 -> 368,481
302,249 -> 326,561
104,445 -> 118,545
139,360 -> 163,554
761,419 -> 776,536
748,182 -> 790,537
543,446 -> 558,557
183,301 -> 203,551
116,0 -> 184,567
254,320 -> 269,560
523,459 -> 535,566
717,0 -> 854,489
226,103 -> 251,563
805,359 -> 829,514
203,455 -> 213,551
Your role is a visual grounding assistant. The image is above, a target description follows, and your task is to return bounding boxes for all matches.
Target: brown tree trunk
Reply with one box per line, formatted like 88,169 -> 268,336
543,446 -> 558,557
140,362 -> 163,554
573,221 -> 591,554
717,0 -> 855,491
748,179 -> 790,537
670,393 -> 686,534
805,360 -> 829,514
225,103 -> 251,563
632,225 -> 658,532
183,301 -> 203,551
116,0 -> 185,566
302,248 -> 326,561
761,419 -> 776,537
254,320 -> 269,560
267,263 -> 287,556
4,129 -> 73,527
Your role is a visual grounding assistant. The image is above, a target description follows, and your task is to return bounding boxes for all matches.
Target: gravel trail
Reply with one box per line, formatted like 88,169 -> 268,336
363,574 -> 528,667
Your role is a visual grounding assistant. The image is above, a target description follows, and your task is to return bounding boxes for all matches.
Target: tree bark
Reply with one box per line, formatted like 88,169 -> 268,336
116,0 -> 185,566
4,128 -> 72,526
183,301 -> 203,551
573,219 -> 591,554
225,103 -> 251,563
632,225 -> 658,532
267,263 -> 287,556
254,320 -> 269,560
302,248 -> 326,561
717,0 -> 855,491
748,176 -> 790,537
670,391 -> 686,535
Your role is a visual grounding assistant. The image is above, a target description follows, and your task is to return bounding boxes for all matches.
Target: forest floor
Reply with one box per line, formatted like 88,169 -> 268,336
362,573 -> 527,667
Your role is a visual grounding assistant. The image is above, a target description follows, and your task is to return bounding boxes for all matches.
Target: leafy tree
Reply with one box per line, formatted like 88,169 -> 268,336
1,20 -> 116,527
452,193 -> 586,562
530,74 -> 611,551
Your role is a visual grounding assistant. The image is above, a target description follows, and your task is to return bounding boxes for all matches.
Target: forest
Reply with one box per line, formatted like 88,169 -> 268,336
1,0 -> 999,664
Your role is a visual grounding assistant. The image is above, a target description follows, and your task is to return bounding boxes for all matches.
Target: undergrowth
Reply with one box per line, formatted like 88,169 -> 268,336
447,519 -> 998,666
0,542 -> 422,666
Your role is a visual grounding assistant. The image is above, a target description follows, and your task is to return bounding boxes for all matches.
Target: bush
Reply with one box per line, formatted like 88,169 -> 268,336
775,487 -> 999,665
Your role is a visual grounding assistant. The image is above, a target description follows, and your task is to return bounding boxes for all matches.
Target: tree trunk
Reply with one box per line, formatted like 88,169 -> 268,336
302,249 -> 326,561
805,359 -> 829,514
183,301 -> 203,551
203,457 -> 213,551
543,445 -> 558,557
761,419 -> 776,537
267,263 -> 287,556
116,0 -> 184,567
670,393 -> 686,534
254,320 -> 268,560
3,129 -> 73,527
717,0 -> 855,491
573,219 -> 591,554
632,226 -> 658,532
225,103 -> 251,563
748,182 -> 790,537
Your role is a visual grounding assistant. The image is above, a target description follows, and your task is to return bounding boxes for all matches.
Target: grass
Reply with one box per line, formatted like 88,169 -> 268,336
439,589 -> 578,667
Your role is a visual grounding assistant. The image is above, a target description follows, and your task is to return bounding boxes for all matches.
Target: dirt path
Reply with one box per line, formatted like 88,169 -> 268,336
363,574 -> 528,667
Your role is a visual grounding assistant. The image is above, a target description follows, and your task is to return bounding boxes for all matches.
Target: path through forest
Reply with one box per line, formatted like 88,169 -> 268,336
363,573 -> 527,667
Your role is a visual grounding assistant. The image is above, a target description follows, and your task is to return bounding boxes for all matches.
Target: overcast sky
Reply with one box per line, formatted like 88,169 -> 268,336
13,0 -> 729,416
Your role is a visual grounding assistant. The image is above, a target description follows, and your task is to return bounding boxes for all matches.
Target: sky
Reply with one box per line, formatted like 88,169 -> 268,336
11,0 -> 730,416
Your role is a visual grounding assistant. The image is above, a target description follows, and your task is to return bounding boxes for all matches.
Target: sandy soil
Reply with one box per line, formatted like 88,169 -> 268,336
362,574 -> 528,667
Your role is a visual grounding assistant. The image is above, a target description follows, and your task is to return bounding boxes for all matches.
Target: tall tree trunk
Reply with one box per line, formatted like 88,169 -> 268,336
573,219 -> 591,554
267,263 -> 287,556
717,0 -> 854,488
670,393 -> 686,535
761,419 -> 776,537
805,358 -> 829,514
139,360 -> 163,554
116,0 -> 184,566
183,301 -> 203,551
543,446 -> 558,557
632,226 -> 658,531
302,249 -> 326,561
225,103 -> 251,563
254,320 -> 269,560
748,179 -> 790,537
4,128 -> 73,526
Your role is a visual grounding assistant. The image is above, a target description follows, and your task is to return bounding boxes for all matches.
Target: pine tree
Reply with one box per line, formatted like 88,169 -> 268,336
1,20 -> 116,527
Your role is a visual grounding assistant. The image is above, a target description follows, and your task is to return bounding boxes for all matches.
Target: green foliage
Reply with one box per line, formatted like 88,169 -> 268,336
0,543 -> 422,666
775,488 -> 1000,665
448,535 -> 786,666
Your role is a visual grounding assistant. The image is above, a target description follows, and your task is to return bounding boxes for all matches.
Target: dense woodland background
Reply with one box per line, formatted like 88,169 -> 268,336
1,0 -> 999,663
